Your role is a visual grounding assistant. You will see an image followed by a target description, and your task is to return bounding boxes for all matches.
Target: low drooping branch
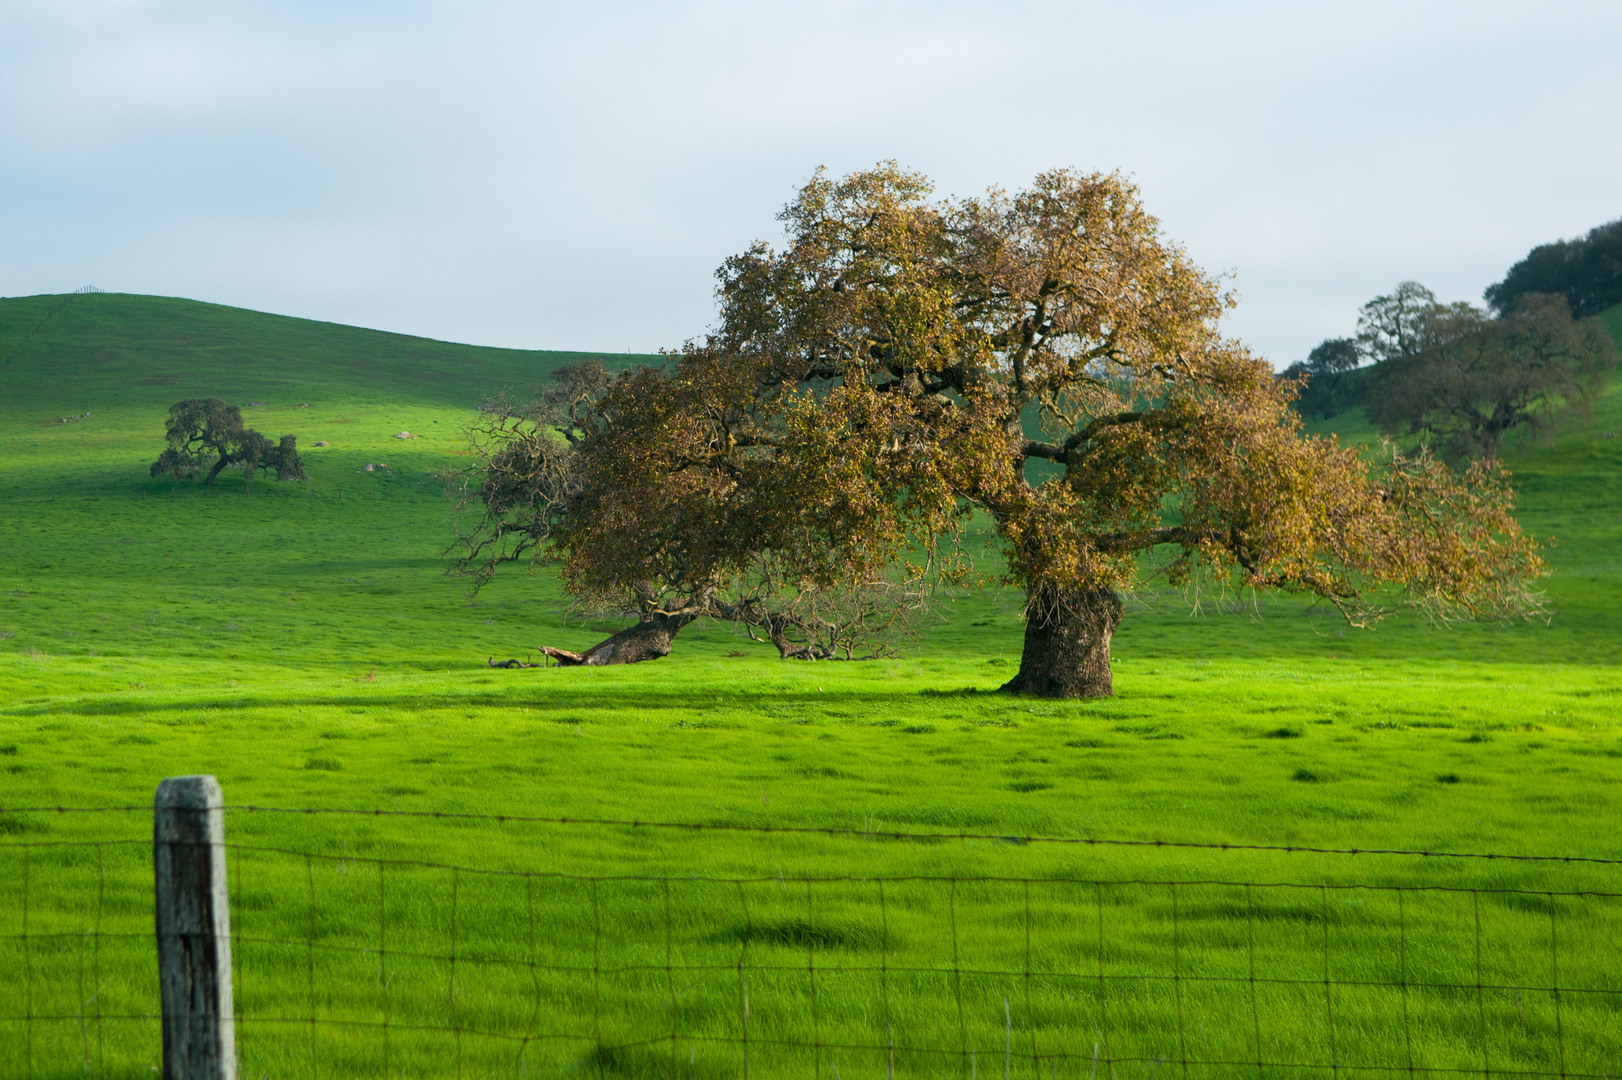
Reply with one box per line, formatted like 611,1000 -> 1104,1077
523,578 -> 932,669
708,596 -> 840,660
529,600 -> 834,668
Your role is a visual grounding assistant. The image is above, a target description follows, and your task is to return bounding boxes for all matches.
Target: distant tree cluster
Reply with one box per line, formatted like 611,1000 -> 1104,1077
1485,218 -> 1622,319
1278,338 -> 1360,420
150,398 -> 306,491
1284,275 -> 1617,461
1364,287 -> 1616,462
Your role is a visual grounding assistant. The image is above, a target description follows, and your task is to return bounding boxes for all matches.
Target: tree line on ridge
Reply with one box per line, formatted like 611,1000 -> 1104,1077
1284,220 -> 1620,461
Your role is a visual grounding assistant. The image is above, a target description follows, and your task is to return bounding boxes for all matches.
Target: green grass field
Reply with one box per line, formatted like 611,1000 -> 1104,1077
3,292 -> 1620,1077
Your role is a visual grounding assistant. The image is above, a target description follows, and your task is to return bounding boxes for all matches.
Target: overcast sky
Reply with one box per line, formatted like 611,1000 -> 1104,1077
3,1 -> 1619,365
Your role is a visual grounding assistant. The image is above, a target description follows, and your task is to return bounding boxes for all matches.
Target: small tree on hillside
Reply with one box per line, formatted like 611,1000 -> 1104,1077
150,398 -> 306,490
454,166 -> 1546,697
1366,293 -> 1618,462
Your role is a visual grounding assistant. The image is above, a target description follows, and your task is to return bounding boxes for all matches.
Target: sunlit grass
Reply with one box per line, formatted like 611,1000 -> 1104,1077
2,293 -> 1620,1076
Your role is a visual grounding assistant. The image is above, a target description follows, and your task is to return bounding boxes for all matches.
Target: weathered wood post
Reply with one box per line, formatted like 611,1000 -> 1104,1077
154,775 -> 236,1080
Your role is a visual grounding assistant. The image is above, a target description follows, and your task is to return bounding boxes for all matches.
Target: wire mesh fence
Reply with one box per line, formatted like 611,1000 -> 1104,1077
3,801 -> 1620,1078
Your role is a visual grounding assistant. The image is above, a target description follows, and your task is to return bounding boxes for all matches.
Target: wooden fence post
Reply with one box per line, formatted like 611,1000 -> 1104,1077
154,775 -> 236,1080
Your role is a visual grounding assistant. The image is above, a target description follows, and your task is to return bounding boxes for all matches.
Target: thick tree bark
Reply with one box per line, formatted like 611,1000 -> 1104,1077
539,606 -> 700,666
1000,586 -> 1124,698
203,451 -> 230,486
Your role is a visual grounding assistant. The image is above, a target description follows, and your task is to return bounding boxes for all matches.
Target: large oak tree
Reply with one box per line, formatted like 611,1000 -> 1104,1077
454,166 -> 1544,697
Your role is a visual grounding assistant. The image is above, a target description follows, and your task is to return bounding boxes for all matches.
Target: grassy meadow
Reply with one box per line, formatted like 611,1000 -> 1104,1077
2,292 -> 1620,1076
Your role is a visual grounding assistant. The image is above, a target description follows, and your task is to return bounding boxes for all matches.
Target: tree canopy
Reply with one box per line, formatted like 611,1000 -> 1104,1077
1366,292 -> 1617,462
150,398 -> 305,490
454,165 -> 1546,697
1485,218 -> 1622,319
1278,337 -> 1363,420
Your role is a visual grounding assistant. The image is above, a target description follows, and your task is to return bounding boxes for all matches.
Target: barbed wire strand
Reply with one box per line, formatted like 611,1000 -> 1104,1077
1247,884 -> 1263,1078
4,1012 -> 1618,1079
378,859 -> 390,1080
1474,891 -> 1489,1080
8,833 -> 1619,1075
1322,884 -> 1339,1079
1552,901 -> 1566,1080
1022,880 -> 1037,1078
229,839 -> 240,1080
949,877 -> 965,1070
22,843 -> 32,1080
11,917 -> 1619,999
94,843 -> 105,1080
879,878 -> 893,1080
519,872 -> 538,1080
661,876 -> 677,1079
589,877 -> 603,1080
807,877 -> 820,1080
73,870 -> 87,1074
305,852 -> 317,1080
11,836 -> 1622,900
1173,881 -> 1189,1080
736,879 -> 751,1080
1400,888 -> 1416,1079
8,1011 -> 1615,1077
1097,881 -> 1111,1079
4,802 -> 1620,867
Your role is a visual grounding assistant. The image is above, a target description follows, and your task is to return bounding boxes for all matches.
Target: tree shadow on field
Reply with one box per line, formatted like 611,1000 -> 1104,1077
0,683 -> 1010,720
714,915 -> 894,951
578,1041 -> 735,1079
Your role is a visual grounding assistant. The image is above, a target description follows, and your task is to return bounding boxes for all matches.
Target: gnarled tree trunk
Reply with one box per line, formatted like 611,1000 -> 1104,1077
203,452 -> 231,486
1000,585 -> 1123,698
539,605 -> 701,666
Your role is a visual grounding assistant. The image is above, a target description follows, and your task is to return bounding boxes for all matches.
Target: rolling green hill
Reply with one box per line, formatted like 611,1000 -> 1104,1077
0,291 -> 662,670
1,288 -> 1619,802
0,290 -> 632,411
2,293 -> 1620,1077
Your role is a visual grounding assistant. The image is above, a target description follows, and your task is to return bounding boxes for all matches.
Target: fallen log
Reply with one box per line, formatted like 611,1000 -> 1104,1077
536,604 -> 701,666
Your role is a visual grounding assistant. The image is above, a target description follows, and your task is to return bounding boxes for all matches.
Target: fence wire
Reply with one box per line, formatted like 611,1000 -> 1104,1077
2,812 -> 1619,1078
4,803 -> 1619,865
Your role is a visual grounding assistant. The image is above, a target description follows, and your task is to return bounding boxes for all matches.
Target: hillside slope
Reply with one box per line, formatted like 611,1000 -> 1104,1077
0,292 -> 1618,873
0,291 -> 665,671
0,291 -> 642,414
1,292 -> 1619,672
0,291 -> 655,505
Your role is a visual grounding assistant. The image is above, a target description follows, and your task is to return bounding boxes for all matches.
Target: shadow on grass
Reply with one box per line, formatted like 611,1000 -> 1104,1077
0,684 -> 1044,719
716,916 -> 894,951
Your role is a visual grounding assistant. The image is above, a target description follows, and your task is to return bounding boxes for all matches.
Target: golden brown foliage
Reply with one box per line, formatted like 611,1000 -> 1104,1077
451,165 -> 1545,673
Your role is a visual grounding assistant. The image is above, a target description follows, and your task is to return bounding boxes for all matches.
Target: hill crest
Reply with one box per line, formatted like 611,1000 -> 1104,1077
0,291 -> 656,416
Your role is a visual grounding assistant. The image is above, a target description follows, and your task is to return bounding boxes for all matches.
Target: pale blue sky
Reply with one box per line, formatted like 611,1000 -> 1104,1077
2,0 -> 1619,365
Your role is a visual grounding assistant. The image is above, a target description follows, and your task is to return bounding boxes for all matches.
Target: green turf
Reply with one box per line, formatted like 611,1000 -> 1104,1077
3,293 -> 1620,1077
